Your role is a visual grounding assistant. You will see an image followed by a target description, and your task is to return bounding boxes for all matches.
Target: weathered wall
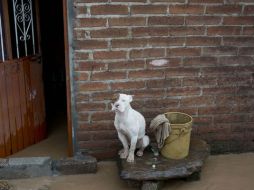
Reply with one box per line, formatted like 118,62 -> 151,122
71,0 -> 254,159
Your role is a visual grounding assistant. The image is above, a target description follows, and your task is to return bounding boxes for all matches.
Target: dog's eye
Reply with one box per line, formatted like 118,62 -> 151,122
122,99 -> 126,102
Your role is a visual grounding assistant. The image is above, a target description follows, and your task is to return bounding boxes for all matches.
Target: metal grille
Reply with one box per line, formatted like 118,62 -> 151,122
12,0 -> 35,58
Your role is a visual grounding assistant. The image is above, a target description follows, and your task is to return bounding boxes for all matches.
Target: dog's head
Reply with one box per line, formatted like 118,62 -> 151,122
111,93 -> 133,113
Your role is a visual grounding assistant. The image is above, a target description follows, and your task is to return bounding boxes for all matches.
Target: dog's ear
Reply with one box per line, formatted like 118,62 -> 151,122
128,95 -> 134,102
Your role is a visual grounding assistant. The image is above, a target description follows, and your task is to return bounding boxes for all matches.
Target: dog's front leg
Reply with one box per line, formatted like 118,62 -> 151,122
117,132 -> 129,159
127,135 -> 138,162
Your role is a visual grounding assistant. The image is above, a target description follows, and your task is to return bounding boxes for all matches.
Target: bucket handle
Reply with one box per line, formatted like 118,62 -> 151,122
167,126 -> 191,144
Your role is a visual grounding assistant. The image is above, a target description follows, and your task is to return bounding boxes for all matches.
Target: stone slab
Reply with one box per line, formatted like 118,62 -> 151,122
0,157 -> 52,180
0,154 -> 97,179
53,154 -> 97,175
8,157 -> 51,166
118,139 -> 210,181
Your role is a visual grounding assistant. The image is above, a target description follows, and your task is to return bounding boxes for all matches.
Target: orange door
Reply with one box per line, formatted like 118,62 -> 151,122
0,0 -> 46,157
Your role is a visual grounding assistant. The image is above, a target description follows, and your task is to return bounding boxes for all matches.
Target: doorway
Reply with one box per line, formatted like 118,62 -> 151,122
7,0 -> 69,159
40,0 -> 68,158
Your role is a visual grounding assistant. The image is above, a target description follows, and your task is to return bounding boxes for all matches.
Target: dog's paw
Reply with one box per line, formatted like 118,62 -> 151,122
127,154 -> 134,162
118,149 -> 124,155
120,151 -> 128,159
136,150 -> 143,157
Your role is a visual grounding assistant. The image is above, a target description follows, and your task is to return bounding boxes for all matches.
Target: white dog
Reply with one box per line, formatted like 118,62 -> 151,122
112,94 -> 150,162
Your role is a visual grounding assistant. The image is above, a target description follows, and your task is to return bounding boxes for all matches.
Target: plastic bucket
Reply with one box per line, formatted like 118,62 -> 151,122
160,112 -> 193,160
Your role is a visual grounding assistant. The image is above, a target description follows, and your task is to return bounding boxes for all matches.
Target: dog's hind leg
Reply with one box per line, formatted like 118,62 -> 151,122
136,135 -> 150,157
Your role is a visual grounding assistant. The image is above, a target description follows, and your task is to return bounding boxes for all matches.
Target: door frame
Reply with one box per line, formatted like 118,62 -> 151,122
63,0 -> 74,156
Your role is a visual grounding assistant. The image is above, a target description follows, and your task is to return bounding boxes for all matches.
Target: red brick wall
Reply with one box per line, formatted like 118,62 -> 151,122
72,0 -> 254,159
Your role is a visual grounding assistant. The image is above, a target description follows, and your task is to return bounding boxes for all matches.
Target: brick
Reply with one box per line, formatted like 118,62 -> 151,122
189,0 -> 223,3
132,27 -> 168,37
112,0 -> 146,2
75,18 -> 107,27
166,68 -> 200,77
74,40 -> 107,50
74,30 -> 87,39
180,96 -> 214,107
108,60 -> 145,70
186,16 -> 221,25
193,116 -> 213,127
223,16 -> 254,25
75,94 -> 89,103
144,99 -> 179,108
244,5 -> 254,15
148,37 -> 185,47
74,6 -> 87,17
168,26 -> 205,36
76,102 -> 106,112
74,0 -> 107,2
78,82 -> 109,92
201,67 -> 236,76
202,87 -> 235,95
91,71 -> 126,81
131,5 -> 167,15
186,37 -> 221,46
182,77 -> 217,87
214,114 -> 247,124
128,89 -> 165,99
207,26 -> 241,36
150,0 -> 186,2
169,5 -> 204,14
243,27 -> 254,35
90,28 -> 128,38
91,5 -> 128,15
78,122 -> 115,131
148,16 -> 184,26
79,140 -> 118,149
111,81 -> 146,90
218,56 -> 254,66
223,37 -> 254,46
74,72 -> 89,81
198,106 -> 230,115
92,92 -> 116,101
74,52 -> 89,60
77,113 -> 89,122
167,87 -> 201,97
130,48 -> 165,59
206,5 -> 242,14
146,78 -> 181,88
217,76 -> 251,86
183,57 -> 217,67
167,47 -> 201,57
75,62 -> 106,72
147,58 -> 181,68
93,51 -> 126,60
226,0 -> 254,3
239,47 -> 254,55
76,131 -> 91,141
109,17 -> 146,26
111,39 -> 147,48
91,112 -> 115,121
202,47 -> 238,56
92,131 -> 118,140
111,0 -> 146,3
128,70 -> 164,79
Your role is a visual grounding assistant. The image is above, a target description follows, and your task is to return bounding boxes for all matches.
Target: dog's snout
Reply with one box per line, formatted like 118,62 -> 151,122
115,103 -> 120,108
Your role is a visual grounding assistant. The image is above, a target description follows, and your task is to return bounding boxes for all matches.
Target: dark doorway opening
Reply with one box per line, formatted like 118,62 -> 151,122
38,0 -> 68,158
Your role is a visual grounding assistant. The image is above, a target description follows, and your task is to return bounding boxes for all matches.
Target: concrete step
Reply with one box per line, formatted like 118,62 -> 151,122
0,154 -> 97,180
